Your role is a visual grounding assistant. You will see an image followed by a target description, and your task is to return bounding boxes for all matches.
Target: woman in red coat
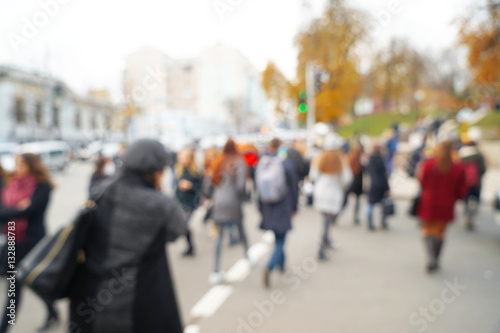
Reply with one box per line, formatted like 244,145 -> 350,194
417,141 -> 467,273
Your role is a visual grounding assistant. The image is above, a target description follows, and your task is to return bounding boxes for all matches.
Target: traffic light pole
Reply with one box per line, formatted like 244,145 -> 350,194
306,62 -> 316,142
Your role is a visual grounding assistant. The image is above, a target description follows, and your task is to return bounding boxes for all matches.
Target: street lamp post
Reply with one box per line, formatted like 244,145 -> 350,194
306,62 -> 316,132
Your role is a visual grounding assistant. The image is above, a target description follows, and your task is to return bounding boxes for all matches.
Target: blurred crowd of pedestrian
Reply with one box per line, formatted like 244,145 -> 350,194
0,118 -> 495,332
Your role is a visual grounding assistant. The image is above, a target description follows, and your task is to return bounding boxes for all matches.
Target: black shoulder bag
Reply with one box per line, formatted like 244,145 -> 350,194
16,191 -> 105,303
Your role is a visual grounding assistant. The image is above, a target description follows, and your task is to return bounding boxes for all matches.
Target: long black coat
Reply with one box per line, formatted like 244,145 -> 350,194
259,158 -> 299,234
367,152 -> 390,204
0,183 -> 51,273
69,170 -> 187,333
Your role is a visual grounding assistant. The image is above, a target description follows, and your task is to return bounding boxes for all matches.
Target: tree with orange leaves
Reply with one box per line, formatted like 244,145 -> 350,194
261,61 -> 290,117
458,0 -> 500,103
294,0 -> 366,123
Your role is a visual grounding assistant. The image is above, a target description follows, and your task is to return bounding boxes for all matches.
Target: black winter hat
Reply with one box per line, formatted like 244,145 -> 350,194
122,139 -> 169,174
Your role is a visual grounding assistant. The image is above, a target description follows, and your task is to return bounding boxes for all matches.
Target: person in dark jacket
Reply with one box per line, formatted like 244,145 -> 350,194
287,141 -> 309,182
175,148 -> 203,256
69,139 -> 187,333
367,144 -> 390,231
89,155 -> 111,193
259,138 -> 299,288
343,143 -> 365,225
459,141 -> 487,231
0,153 -> 58,332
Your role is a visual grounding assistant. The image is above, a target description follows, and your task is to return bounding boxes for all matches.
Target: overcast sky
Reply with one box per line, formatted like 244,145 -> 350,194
0,0 -> 478,98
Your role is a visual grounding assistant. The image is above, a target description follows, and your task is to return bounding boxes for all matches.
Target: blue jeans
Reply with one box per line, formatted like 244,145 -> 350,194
267,232 -> 287,271
214,222 -> 248,272
367,203 -> 387,228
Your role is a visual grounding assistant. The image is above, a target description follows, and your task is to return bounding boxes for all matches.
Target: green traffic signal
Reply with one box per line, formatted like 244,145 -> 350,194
299,103 -> 307,113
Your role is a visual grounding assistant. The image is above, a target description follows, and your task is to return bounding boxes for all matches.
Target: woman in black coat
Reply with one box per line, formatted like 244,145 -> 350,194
343,144 -> 365,225
0,154 -> 58,332
69,139 -> 187,333
367,144 -> 390,231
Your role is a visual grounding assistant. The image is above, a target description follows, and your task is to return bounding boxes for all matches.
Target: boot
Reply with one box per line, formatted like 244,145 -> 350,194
182,231 -> 195,257
381,220 -> 389,230
434,239 -> 443,268
424,237 -> 438,273
318,248 -> 329,261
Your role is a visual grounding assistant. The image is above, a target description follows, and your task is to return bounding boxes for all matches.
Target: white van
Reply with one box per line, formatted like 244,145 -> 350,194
19,141 -> 71,171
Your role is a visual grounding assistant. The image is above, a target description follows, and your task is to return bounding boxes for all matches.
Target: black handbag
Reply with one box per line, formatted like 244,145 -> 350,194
409,194 -> 421,217
16,199 -> 99,303
382,197 -> 395,216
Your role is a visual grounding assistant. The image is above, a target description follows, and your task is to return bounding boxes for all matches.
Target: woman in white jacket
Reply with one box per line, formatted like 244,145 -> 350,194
310,134 -> 353,261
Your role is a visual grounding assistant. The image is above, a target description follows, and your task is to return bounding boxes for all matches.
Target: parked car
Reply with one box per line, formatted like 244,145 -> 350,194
19,140 -> 71,171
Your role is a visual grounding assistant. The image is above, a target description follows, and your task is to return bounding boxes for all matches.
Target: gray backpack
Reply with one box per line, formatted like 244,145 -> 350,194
255,155 -> 287,203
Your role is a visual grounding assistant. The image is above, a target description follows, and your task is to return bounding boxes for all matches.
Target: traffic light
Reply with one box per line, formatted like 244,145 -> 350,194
298,91 -> 307,113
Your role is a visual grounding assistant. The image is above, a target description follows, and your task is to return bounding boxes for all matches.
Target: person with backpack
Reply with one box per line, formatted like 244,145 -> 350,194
175,148 -> 203,257
68,139 -> 187,332
459,141 -> 487,231
258,138 -> 299,288
0,154 -> 59,332
310,134 -> 353,261
417,140 -> 467,273
210,138 -> 250,285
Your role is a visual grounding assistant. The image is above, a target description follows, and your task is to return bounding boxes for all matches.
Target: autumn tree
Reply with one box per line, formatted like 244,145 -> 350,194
295,0 -> 366,123
458,0 -> 500,103
261,61 -> 290,116
369,39 -> 432,112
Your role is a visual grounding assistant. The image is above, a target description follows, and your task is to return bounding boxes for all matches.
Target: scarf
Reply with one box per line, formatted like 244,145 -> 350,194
2,175 -> 38,242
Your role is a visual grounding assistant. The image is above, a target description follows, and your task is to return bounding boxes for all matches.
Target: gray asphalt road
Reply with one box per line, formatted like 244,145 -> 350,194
2,162 -> 499,333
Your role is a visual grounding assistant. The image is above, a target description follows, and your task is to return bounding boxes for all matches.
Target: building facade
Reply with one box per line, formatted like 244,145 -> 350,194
0,66 -> 116,144
123,45 -> 270,143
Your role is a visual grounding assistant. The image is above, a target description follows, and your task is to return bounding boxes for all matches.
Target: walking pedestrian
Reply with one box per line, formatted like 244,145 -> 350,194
343,143 -> 364,225
210,138 -> 249,285
309,134 -> 353,260
0,164 -> 7,190
417,141 -> 467,273
68,139 -> 187,332
287,140 -> 309,182
385,124 -> 399,176
175,148 -> 203,257
367,144 -> 390,231
458,141 -> 486,231
0,153 -> 59,332
258,138 -> 299,288
89,155 -> 112,193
